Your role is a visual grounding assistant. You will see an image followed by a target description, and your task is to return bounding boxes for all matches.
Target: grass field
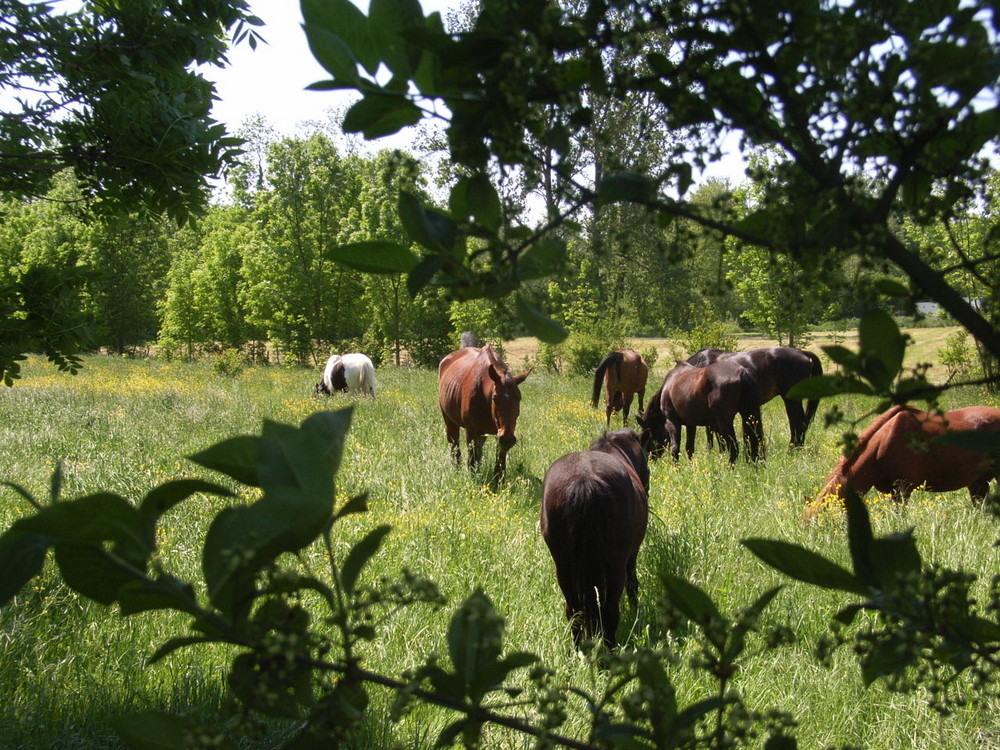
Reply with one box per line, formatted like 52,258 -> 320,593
1,330 -> 999,749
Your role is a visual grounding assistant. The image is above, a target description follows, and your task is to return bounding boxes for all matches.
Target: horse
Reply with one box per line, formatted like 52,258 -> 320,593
591,349 -> 648,427
637,360 -> 763,464
460,331 -> 479,348
686,346 -> 822,447
805,404 -> 1000,517
540,429 -> 649,649
438,344 -> 530,479
315,352 -> 376,398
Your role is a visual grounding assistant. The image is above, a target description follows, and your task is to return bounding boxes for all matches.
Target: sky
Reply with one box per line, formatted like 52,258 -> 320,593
203,0 -> 746,184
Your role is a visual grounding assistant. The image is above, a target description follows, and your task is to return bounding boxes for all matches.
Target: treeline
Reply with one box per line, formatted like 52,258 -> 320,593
2,122 -> 995,370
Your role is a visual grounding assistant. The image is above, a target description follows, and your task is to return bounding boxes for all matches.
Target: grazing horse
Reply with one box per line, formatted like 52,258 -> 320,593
315,352 -> 376,398
540,429 -> 649,649
806,404 -> 1000,517
438,344 -> 530,479
591,349 -> 648,427
637,360 -> 763,464
687,346 -> 822,447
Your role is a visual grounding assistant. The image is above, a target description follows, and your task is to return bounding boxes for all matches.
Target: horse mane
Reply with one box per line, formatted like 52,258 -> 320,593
822,404 -> 913,493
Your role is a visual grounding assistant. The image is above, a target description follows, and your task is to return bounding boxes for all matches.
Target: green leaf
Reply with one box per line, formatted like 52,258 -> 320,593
742,539 -> 869,596
862,635 -> 912,685
301,23 -> 363,87
0,530 -> 51,606
517,237 -> 566,280
821,345 -> 861,369
340,524 -> 391,595
327,240 -> 419,274
858,310 -> 906,390
447,590 -> 505,702
115,711 -> 204,750
147,636 -> 218,666
188,435 -> 260,487
54,541 -> 141,605
139,479 -> 234,539
597,171 -> 656,204
870,529 -> 922,588
301,408 -> 353,477
117,575 -> 202,618
370,0 -> 426,77
873,278 -> 910,298
660,573 -> 722,625
843,488 -> 876,587
342,95 -> 424,139
450,173 -> 502,231
407,255 -> 447,296
514,293 -> 567,344
334,492 -> 370,522
399,191 -> 458,253
302,0 -> 378,77
786,374 -> 873,399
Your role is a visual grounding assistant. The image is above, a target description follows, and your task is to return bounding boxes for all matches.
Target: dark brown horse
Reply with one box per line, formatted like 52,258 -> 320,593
438,345 -> 530,479
806,404 -> 1000,517
591,349 -> 649,427
540,429 -> 649,649
686,346 -> 822,447
637,360 -> 763,464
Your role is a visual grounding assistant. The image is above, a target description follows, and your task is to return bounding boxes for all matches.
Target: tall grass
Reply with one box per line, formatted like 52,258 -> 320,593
1,354 -> 999,748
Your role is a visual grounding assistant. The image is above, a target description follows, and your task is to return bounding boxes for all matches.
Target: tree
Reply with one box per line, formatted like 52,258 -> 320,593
0,0 -> 262,382
302,0 -> 1000,360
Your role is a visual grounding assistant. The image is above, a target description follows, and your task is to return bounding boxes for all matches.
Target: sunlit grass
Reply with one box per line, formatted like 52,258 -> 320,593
1,354 -> 999,748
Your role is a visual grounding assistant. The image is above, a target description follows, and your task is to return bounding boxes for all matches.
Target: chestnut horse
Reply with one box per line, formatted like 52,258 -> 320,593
591,349 -> 648,427
637,360 -> 763,464
807,404 -> 1000,516
687,346 -> 822,447
438,345 -> 530,479
541,429 -> 649,649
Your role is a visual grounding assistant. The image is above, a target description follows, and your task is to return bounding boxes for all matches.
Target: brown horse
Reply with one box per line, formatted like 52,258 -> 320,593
540,429 -> 649,649
687,346 -> 822,447
591,349 -> 649,427
637,360 -> 763,464
438,345 -> 530,479
807,404 -> 1000,516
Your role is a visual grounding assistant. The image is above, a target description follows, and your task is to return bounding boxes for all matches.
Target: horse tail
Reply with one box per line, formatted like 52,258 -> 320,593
802,350 -> 823,431
592,351 -> 622,408
360,361 -> 376,398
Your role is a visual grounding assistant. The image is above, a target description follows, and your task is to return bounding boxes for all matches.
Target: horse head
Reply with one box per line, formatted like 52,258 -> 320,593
635,409 -> 667,460
485,348 -> 530,445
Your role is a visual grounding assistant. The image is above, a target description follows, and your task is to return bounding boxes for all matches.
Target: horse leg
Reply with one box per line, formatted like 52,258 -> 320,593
625,554 -> 640,609
622,393 -> 634,427
493,439 -> 511,481
742,411 -> 764,461
783,397 -> 807,447
444,417 -> 462,466
717,423 -> 738,464
969,479 -> 990,504
666,418 -> 683,462
684,424 -> 696,459
599,578 -> 625,649
468,435 -> 485,470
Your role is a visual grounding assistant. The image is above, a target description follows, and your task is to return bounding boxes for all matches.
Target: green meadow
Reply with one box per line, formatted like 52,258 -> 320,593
1,351 -> 999,749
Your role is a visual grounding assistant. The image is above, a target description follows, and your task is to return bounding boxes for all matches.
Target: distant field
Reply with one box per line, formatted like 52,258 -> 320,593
502,325 -> 965,383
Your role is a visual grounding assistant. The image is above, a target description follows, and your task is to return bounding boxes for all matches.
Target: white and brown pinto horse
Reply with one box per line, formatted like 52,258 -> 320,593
316,352 -> 376,398
438,344 -> 529,479
541,429 -> 649,649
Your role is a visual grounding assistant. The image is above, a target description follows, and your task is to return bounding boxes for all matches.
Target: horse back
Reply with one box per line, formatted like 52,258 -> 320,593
438,348 -> 494,432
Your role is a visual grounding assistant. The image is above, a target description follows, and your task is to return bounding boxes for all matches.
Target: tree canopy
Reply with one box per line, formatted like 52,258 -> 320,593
302,0 -> 1000,361
0,0 -> 261,383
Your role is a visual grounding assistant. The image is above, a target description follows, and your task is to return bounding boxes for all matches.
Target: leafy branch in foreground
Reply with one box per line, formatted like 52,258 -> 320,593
0,407 -> 798,749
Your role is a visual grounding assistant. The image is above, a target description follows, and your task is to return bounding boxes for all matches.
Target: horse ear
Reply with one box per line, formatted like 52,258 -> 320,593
513,369 -> 531,385
487,364 -> 503,385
